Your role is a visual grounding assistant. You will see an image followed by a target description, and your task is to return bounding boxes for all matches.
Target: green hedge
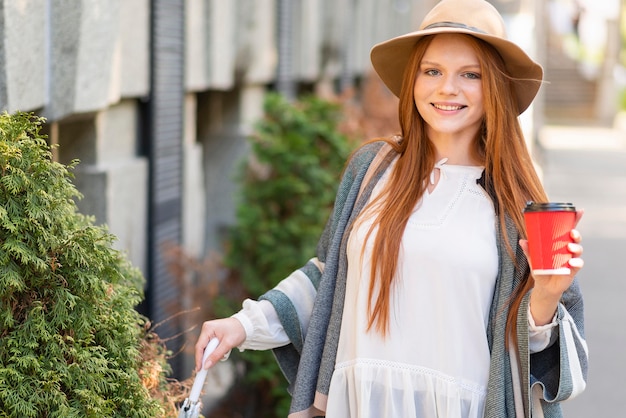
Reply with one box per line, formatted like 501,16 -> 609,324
0,112 -> 166,417
220,93 -> 354,416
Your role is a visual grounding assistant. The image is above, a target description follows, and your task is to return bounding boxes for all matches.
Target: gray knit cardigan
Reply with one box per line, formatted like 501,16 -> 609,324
260,141 -> 588,417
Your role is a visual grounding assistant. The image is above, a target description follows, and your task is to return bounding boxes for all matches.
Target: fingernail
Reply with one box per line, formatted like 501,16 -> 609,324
204,360 -> 213,370
569,258 -> 583,268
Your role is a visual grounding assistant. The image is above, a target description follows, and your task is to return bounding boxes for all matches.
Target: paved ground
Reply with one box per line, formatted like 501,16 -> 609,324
538,125 -> 626,416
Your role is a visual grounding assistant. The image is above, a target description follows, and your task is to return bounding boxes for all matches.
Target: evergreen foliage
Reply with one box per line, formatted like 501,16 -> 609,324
0,112 -> 165,417
221,93 -> 353,416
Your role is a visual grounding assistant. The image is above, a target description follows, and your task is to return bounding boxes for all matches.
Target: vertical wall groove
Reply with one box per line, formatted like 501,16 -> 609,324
148,0 -> 185,376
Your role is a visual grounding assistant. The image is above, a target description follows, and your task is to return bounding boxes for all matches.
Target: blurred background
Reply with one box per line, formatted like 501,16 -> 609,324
0,0 -> 624,416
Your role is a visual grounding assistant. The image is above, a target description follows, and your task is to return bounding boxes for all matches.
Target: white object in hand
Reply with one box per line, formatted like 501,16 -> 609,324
189,338 -> 219,403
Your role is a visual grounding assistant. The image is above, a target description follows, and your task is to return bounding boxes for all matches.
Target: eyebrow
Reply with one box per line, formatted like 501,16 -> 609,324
420,60 -> 481,70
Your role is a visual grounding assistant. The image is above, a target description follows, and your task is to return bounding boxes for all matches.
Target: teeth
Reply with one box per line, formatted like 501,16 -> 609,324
433,104 -> 464,111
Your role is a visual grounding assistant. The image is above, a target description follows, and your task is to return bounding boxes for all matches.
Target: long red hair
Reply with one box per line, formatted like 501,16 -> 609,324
360,34 -> 546,346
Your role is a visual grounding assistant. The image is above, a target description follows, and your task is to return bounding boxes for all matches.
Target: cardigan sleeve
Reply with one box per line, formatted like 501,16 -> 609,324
529,278 -> 588,406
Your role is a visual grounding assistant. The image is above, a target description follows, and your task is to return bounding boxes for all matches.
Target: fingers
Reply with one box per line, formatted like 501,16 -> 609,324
568,256 -> 584,270
194,322 -> 214,372
520,233 -> 584,279
519,238 -> 528,249
203,339 -> 232,371
194,318 -> 246,371
518,239 -> 529,256
567,227 -> 583,274
567,232 -> 584,274
567,240 -> 582,257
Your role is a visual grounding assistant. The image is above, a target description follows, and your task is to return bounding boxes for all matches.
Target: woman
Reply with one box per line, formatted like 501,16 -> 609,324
195,0 -> 588,416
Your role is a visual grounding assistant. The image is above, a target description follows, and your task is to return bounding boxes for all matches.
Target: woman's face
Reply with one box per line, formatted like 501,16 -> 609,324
413,34 -> 485,142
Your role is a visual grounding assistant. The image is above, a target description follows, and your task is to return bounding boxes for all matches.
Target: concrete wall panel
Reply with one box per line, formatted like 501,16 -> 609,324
56,102 -> 148,275
47,1 -> 84,119
119,0 -> 150,98
106,160 -> 148,273
71,159 -> 148,274
47,0 -> 120,120
1,0 -> 46,113
207,0 -> 236,89
186,0 -> 236,92
98,101 -> 148,273
182,94 -> 206,258
97,99 -> 138,161
297,0 -> 321,81
237,0 -> 277,84
73,1 -> 120,112
185,0 -> 207,90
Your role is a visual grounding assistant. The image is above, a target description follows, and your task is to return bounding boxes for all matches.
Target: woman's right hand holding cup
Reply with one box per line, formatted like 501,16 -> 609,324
195,317 -> 246,371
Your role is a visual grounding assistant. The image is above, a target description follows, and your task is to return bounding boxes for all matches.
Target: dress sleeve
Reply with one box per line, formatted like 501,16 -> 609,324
232,299 -> 290,350
234,261 -> 320,351
527,304 -> 558,353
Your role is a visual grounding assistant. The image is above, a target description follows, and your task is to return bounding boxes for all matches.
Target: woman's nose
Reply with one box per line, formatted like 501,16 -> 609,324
439,75 -> 459,95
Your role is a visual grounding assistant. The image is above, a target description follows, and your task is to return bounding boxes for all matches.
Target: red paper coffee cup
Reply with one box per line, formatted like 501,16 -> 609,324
523,202 -> 576,275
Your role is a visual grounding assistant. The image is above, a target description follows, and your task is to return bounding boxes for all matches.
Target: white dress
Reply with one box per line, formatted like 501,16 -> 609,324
232,160 -> 557,418
325,160 -> 497,417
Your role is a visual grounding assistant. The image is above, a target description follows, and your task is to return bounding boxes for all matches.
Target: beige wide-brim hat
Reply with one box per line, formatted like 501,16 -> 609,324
370,0 -> 543,115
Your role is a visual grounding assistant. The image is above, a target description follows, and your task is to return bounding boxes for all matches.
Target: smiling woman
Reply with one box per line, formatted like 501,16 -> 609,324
193,1 -> 588,417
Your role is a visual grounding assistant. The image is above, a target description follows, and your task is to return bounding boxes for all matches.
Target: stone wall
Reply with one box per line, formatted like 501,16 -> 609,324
0,0 -> 443,377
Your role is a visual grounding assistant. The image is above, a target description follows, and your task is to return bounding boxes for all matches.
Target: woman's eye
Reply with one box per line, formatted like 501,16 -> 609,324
425,69 -> 440,76
464,72 -> 481,80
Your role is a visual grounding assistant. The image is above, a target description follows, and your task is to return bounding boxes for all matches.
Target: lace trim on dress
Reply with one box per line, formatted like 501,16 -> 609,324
334,358 -> 487,396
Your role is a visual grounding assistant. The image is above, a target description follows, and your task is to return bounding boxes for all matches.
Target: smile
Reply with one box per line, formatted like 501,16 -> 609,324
432,103 -> 465,111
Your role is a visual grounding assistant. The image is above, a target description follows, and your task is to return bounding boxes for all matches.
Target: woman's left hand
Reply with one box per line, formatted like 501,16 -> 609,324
519,210 -> 584,325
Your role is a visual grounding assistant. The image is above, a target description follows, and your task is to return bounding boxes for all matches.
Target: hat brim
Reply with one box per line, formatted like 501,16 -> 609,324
370,27 -> 543,115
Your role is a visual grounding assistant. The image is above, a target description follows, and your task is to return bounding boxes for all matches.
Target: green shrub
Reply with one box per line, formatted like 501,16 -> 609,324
219,93 -> 353,416
0,112 -> 166,417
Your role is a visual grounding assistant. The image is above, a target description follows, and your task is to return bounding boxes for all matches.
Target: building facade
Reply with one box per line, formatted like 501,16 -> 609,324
0,0 -> 443,376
